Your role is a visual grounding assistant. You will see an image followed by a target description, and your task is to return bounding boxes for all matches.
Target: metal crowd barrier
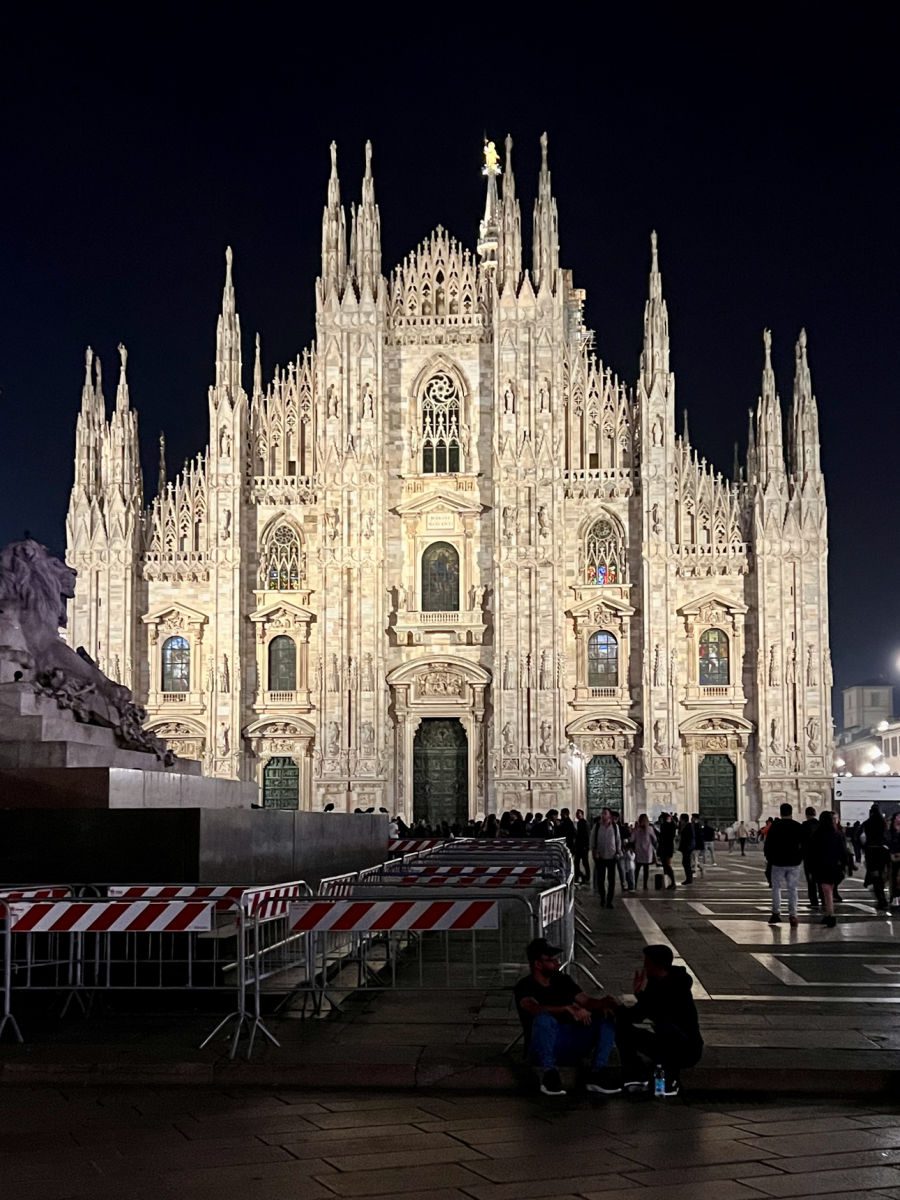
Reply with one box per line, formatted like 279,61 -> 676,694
0,879 -> 313,1060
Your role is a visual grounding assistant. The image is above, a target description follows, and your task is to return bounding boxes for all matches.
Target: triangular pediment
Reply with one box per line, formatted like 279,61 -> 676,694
249,599 -> 314,625
678,590 -> 747,617
395,489 -> 486,517
141,602 -> 208,627
568,593 -> 635,620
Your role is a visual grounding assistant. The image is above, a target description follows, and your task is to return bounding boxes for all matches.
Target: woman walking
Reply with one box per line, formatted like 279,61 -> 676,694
735,820 -> 749,856
810,810 -> 847,928
657,812 -> 677,889
632,813 -> 658,890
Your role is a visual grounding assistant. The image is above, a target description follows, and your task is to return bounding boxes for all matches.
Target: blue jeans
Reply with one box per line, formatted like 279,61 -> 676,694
528,1012 -> 616,1071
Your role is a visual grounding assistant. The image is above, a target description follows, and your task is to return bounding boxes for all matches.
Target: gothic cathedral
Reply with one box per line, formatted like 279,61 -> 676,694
65,136 -> 833,824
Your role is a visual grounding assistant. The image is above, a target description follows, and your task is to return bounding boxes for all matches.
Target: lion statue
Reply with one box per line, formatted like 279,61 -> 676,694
0,538 -> 173,763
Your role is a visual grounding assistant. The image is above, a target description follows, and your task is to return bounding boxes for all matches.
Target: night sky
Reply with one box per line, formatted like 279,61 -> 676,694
1,10 -> 897,707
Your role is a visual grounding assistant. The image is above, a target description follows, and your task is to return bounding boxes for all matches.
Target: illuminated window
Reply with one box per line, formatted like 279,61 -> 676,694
421,542 -> 460,611
260,524 -> 302,590
268,635 -> 297,691
421,372 -> 462,474
699,628 -> 729,686
588,631 -> 618,687
583,516 -> 624,586
161,636 -> 190,692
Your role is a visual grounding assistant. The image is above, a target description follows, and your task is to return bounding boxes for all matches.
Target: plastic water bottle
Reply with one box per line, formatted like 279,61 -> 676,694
653,1064 -> 666,1097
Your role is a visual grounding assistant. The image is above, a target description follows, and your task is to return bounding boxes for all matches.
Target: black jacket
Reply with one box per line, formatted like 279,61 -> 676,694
801,817 -> 818,858
809,826 -> 847,874
658,822 -> 676,856
678,823 -> 694,853
764,817 -> 804,867
575,818 -> 590,850
624,966 -> 703,1048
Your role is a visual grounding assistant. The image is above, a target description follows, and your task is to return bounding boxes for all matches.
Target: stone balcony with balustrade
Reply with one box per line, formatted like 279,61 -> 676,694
392,607 -> 486,646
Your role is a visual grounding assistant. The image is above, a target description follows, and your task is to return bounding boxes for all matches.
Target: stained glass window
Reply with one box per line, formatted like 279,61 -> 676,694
261,524 -> 302,590
583,516 -> 624,586
699,628 -> 730,686
421,372 -> 462,474
587,631 -> 618,687
161,636 -> 190,692
421,541 -> 460,612
268,635 -> 297,691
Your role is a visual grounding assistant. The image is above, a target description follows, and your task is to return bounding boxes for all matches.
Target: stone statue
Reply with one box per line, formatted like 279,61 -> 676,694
0,538 -> 174,763
502,651 -> 513,691
206,658 -> 216,693
360,720 -> 374,748
221,509 -> 231,541
538,379 -> 550,412
651,503 -> 661,535
329,653 -> 341,693
806,644 -> 817,687
538,506 -> 550,539
362,509 -> 374,540
460,423 -> 471,457
806,715 -> 819,751
653,719 -> 665,755
652,644 -> 661,688
327,721 -> 340,756
522,653 -> 533,689
503,381 -> 515,414
217,723 -> 229,756
770,716 -> 780,753
501,722 -> 514,754
539,650 -> 550,691
327,384 -> 339,418
362,381 -> 375,420
539,720 -> 552,755
362,652 -> 374,692
219,653 -> 230,693
768,644 -> 780,688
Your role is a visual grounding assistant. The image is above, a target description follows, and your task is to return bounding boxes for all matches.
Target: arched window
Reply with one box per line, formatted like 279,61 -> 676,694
421,542 -> 460,612
583,516 -> 624,585
699,628 -> 729,686
260,523 -> 302,590
161,635 -> 190,692
588,631 -> 618,687
268,635 -> 297,692
421,372 -> 462,474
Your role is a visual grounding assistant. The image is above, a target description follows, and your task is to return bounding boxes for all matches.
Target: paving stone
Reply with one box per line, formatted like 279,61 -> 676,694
260,1122 -> 429,1147
742,1166 -> 900,1196
762,1149 -> 900,1174
320,1144 -> 488,1171
605,1139 -> 774,1169
582,1183 -> 764,1200
458,1176 -> 634,1200
462,1150 -> 638,1182
303,1106 -> 447,1129
620,1161 -> 786,1186
310,1162 -> 485,1195
737,1129 -> 900,1158
734,1116 -> 869,1137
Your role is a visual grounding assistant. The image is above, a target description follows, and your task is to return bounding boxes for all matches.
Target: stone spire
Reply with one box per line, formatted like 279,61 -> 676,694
639,232 -> 670,394
353,140 -> 381,300
477,137 -> 502,273
498,133 -> 522,293
104,342 -> 142,499
789,328 -> 821,484
321,141 -> 347,299
158,431 -> 167,496
253,332 -> 263,399
532,132 -> 559,292
215,246 -> 242,395
746,406 -> 757,481
755,328 -> 785,489
73,346 -> 105,496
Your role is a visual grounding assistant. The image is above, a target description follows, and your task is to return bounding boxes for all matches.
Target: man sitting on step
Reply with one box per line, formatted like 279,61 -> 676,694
514,937 -> 618,1097
603,943 -> 703,1097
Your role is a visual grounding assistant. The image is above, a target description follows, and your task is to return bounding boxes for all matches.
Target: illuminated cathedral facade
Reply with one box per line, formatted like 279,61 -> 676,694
65,136 -> 833,823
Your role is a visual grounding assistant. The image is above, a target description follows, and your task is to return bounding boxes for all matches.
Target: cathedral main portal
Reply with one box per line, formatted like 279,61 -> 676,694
585,754 -> 624,818
413,718 -> 468,828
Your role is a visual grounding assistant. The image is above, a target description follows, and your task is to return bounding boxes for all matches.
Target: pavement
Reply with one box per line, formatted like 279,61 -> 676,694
4,1084 -> 900,1200
2,847 -> 900,1093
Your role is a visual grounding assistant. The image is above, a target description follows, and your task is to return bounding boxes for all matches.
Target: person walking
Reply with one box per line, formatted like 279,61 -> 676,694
809,811 -> 847,927
862,805 -> 890,913
590,807 -> 622,908
764,802 -> 804,927
735,820 -> 749,856
574,809 -> 591,885
657,812 -> 676,889
888,812 -> 900,906
701,820 -> 717,865
632,813 -> 658,890
613,814 -> 630,892
678,814 -> 695,884
801,806 -> 820,907
690,815 -> 705,879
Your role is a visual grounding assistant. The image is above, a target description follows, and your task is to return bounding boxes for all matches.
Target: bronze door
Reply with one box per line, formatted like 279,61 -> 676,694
585,754 -> 623,819
698,753 -> 737,825
413,718 -> 468,827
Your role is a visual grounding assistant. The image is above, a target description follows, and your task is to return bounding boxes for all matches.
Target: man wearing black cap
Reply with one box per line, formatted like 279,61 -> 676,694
604,944 -> 703,1097
514,936 -> 617,1097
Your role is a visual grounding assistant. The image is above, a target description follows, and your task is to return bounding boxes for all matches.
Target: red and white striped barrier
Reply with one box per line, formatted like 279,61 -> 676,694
291,898 -> 499,932
395,864 -> 541,877
387,839 -> 445,854
0,887 -> 71,902
241,883 -> 309,921
109,885 -> 245,911
7,900 -> 214,934
386,875 -> 536,889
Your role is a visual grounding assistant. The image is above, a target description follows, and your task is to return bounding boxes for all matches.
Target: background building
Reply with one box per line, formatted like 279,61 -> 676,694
65,137 -> 833,823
